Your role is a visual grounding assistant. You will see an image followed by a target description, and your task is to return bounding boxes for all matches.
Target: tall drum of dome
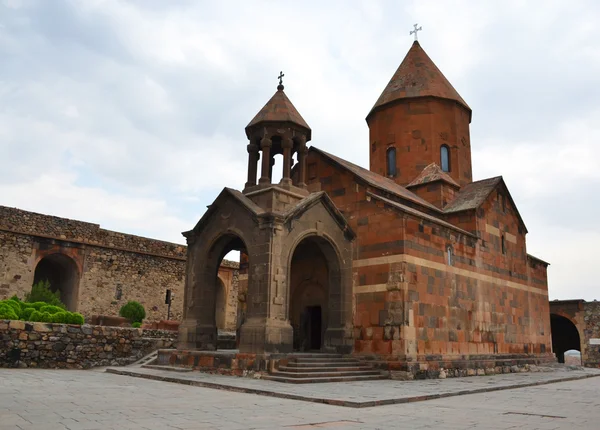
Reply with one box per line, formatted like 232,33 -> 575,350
367,40 -> 473,187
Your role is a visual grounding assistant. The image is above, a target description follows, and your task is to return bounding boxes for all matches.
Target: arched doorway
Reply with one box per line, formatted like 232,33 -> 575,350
550,314 -> 581,363
289,235 -> 341,352
33,254 -> 80,311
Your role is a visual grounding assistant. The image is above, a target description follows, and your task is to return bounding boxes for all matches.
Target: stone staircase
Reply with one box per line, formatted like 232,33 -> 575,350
263,354 -> 387,383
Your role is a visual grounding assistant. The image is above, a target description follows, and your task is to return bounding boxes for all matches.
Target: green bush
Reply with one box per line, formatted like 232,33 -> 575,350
3,300 -> 22,318
9,294 -> 21,302
0,303 -> 19,320
23,302 -> 48,311
20,307 -> 35,321
39,305 -> 65,315
67,313 -> 84,325
51,312 -> 67,324
25,280 -> 66,309
132,322 -> 142,328
119,301 -> 145,324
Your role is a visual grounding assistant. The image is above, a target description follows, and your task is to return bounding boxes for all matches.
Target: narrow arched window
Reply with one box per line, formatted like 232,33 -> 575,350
446,246 -> 453,266
440,145 -> 450,172
501,235 -> 506,255
386,147 -> 397,177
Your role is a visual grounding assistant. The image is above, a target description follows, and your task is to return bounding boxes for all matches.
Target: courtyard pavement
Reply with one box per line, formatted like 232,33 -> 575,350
106,365 -> 600,407
1,367 -> 600,429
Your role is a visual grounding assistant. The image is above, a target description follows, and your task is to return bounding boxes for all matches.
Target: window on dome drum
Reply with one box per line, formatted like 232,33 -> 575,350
440,145 -> 450,172
501,235 -> 506,255
386,147 -> 397,177
446,246 -> 453,266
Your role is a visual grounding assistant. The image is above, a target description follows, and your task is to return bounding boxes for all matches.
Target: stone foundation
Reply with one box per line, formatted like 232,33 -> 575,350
157,349 -> 557,380
363,353 -> 557,380
0,319 -> 177,369
157,349 -> 268,377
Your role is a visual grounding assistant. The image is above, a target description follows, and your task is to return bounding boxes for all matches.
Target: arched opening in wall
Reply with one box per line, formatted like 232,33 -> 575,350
271,153 -> 284,183
386,147 -> 397,177
204,234 -> 247,350
289,235 -> 341,352
33,254 -> 80,311
440,145 -> 450,172
550,314 -> 581,363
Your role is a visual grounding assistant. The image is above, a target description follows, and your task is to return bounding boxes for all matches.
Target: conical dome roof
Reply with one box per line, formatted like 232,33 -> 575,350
245,85 -> 311,139
368,41 -> 470,119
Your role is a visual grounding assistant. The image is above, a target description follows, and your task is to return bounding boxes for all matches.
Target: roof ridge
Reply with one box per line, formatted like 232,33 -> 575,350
406,162 -> 460,188
368,41 -> 470,119
245,87 -> 310,136
310,146 -> 442,213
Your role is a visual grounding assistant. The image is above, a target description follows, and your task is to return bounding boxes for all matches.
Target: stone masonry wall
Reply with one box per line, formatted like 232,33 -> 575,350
0,206 -> 239,324
0,206 -> 186,259
583,302 -> 600,367
0,320 -> 177,369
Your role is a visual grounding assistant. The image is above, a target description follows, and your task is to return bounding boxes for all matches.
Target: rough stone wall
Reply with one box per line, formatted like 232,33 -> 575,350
0,206 -> 239,323
79,246 -> 185,321
216,263 -> 239,331
0,206 -> 186,258
582,302 -> 600,367
0,230 -> 34,299
0,320 -> 176,369
305,153 -> 552,364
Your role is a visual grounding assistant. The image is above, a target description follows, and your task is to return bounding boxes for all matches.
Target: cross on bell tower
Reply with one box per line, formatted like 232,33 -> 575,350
410,23 -> 422,41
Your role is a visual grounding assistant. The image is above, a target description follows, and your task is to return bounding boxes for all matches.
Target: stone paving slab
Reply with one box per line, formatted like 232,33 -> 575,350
105,365 -> 600,408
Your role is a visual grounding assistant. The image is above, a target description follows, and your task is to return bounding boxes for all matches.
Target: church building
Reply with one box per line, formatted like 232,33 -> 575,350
177,40 -> 553,377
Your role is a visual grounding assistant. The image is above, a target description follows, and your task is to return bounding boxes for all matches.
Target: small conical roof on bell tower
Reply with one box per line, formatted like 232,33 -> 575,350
367,41 -> 471,120
245,84 -> 311,139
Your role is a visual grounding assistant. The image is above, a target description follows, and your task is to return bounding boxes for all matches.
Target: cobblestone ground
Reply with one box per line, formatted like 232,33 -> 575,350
1,369 -> 599,429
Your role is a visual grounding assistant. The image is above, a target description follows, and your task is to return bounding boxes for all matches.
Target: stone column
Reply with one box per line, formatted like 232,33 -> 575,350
259,137 -> 272,184
245,143 -> 259,188
297,136 -> 308,188
281,137 -> 293,185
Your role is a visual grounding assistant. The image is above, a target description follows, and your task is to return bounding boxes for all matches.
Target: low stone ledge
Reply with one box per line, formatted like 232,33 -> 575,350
0,320 -> 176,369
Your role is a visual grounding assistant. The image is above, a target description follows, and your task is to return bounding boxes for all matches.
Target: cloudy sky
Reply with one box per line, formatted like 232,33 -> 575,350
1,0 -> 599,300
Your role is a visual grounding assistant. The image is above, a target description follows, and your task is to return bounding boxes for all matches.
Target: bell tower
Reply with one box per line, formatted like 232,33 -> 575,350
366,41 -> 473,187
243,73 -> 311,201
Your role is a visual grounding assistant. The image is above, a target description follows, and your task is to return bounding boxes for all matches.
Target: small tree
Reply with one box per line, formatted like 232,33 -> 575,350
25,280 -> 66,309
119,301 -> 146,324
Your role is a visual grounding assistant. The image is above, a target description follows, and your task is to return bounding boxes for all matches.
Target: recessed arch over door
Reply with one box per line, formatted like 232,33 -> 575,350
550,313 -> 581,363
33,253 -> 80,311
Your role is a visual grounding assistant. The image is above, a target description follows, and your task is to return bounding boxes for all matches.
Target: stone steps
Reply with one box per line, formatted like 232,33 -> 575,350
286,361 -> 364,368
278,365 -> 373,372
262,374 -> 387,384
266,355 -> 386,383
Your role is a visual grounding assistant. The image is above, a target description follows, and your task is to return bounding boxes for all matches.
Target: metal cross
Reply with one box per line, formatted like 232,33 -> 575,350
410,23 -> 422,41
278,71 -> 285,86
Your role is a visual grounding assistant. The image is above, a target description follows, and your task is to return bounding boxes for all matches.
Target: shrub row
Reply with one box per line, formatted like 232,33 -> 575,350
0,299 -> 84,325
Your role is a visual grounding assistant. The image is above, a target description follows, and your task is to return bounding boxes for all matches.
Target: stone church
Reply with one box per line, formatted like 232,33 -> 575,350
178,40 -> 553,374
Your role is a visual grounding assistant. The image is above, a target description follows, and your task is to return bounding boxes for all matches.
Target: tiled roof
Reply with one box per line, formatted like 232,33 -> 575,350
442,177 -> 502,213
367,192 -> 475,237
246,85 -> 310,136
368,41 -> 470,119
311,147 -> 441,212
406,163 -> 460,188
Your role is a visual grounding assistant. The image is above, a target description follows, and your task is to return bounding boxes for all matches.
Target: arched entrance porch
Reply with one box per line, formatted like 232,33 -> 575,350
550,313 -> 581,363
288,235 -> 344,353
33,253 -> 80,311
179,232 -> 247,350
